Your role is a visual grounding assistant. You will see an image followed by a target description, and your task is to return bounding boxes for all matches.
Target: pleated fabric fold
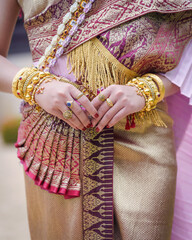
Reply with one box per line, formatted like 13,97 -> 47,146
15,102 -> 81,199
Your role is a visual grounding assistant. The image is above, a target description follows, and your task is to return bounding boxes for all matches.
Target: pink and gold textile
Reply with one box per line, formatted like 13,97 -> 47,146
16,103 -> 81,198
15,0 -> 192,239
22,0 -> 192,63
23,102 -> 177,240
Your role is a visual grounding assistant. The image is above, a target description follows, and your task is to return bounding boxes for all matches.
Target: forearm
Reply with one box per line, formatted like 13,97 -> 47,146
157,74 -> 179,98
0,0 -> 21,93
0,55 -> 20,93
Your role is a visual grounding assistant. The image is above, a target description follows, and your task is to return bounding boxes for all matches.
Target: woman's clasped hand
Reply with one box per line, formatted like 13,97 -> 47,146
35,80 -> 145,132
91,84 -> 145,132
35,79 -> 98,131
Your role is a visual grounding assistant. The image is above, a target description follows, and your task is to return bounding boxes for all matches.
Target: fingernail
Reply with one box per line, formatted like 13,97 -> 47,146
87,123 -> 92,128
82,127 -> 86,131
106,125 -> 110,128
96,127 -> 100,132
95,113 -> 99,118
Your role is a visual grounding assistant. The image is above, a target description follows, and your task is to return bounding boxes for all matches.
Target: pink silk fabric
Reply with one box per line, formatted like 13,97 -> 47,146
164,40 -> 192,240
167,94 -> 192,240
164,39 -> 192,105
165,40 -> 192,240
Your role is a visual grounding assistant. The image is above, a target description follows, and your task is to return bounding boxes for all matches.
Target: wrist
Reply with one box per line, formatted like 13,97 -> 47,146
126,85 -> 145,112
12,67 -> 58,108
126,74 -> 165,112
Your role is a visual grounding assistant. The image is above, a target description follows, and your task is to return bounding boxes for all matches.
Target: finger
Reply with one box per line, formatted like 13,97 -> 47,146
92,96 -> 116,127
106,107 -> 128,128
95,103 -> 124,132
66,99 -> 92,128
91,88 -> 111,110
59,104 -> 86,130
70,87 -> 98,118
52,109 -> 78,130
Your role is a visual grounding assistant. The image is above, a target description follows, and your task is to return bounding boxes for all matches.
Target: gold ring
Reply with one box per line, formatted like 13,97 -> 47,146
106,98 -> 113,107
63,110 -> 73,119
98,93 -> 106,102
66,100 -> 74,108
76,92 -> 84,100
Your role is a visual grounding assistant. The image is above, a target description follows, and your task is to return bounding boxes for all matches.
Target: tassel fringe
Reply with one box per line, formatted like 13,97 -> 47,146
67,37 -> 137,95
135,110 -> 167,128
67,37 -> 166,128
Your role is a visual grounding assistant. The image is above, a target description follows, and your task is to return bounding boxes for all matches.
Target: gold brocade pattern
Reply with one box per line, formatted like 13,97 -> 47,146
24,102 -> 177,240
16,104 -> 81,197
24,175 -> 83,240
22,0 -> 192,62
97,11 -> 192,73
82,127 -> 114,239
132,11 -> 192,74
113,102 -> 176,240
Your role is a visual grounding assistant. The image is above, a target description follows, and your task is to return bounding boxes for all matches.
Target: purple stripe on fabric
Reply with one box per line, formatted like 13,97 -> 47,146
82,127 -> 114,239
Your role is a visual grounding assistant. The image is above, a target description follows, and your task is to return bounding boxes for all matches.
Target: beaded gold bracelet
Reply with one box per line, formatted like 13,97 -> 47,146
125,73 -> 166,130
25,72 -> 48,103
22,71 -> 39,95
140,76 -> 161,107
12,67 -> 57,108
126,77 -> 156,112
12,67 -> 32,99
126,73 -> 164,112
142,73 -> 165,102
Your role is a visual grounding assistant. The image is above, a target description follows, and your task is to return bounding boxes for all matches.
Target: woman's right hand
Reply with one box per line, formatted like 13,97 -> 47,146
35,79 -> 98,130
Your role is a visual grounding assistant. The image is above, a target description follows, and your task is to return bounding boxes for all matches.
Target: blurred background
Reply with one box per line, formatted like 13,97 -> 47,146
0,17 -> 31,240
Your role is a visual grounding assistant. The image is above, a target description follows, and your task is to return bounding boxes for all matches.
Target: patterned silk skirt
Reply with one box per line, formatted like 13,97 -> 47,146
18,100 -> 177,240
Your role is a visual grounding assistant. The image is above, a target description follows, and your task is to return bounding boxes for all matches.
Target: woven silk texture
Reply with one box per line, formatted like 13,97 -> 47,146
20,0 -> 192,65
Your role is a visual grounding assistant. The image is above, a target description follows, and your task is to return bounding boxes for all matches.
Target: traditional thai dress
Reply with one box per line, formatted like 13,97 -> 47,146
15,0 -> 192,239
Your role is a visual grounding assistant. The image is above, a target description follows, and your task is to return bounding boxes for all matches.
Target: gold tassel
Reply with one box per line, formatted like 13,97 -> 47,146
134,110 -> 167,128
67,37 -> 138,95
67,37 -> 166,128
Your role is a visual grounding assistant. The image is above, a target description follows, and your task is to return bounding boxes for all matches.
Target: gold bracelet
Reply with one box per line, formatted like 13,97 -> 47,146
22,70 -> 39,95
23,70 -> 48,100
12,67 -> 31,98
141,76 -> 160,106
16,68 -> 37,99
126,77 -> 157,112
142,73 -> 165,102
12,67 -> 53,104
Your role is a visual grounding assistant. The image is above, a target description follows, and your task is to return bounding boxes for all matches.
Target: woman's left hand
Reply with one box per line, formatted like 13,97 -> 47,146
91,84 -> 145,132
